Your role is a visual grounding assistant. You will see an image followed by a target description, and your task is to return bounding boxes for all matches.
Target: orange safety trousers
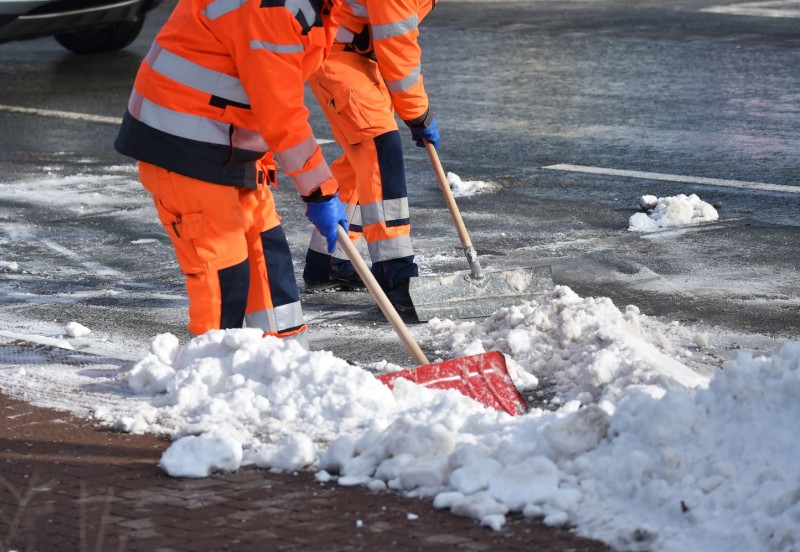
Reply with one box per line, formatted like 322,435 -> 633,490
308,45 -> 411,250
306,45 -> 418,289
138,161 -> 307,341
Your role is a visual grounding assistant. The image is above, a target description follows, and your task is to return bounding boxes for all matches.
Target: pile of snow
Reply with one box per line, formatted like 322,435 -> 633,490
99,285 -> 800,551
0,261 -> 20,273
629,193 -> 719,231
65,321 -> 92,338
447,172 -> 499,197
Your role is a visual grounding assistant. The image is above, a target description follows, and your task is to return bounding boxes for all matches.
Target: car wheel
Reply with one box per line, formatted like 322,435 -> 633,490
54,18 -> 145,54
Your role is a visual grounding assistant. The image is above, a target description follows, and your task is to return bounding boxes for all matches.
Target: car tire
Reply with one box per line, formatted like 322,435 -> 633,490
54,18 -> 145,54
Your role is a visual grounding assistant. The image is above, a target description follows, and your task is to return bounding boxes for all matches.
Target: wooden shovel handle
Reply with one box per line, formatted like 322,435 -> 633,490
335,225 -> 430,366
425,141 -> 483,280
425,141 -> 473,250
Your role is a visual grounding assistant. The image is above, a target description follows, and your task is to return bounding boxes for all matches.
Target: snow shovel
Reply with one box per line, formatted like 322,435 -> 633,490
408,142 -> 555,322
335,225 -> 527,416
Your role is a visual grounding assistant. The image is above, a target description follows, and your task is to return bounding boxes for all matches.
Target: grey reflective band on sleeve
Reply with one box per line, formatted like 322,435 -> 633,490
371,14 -> 418,40
335,26 -> 355,43
202,0 -> 246,19
250,39 -> 304,54
288,161 -> 332,196
284,0 -> 320,26
385,64 -> 421,93
146,42 -> 250,105
344,0 -> 368,17
275,135 -> 318,172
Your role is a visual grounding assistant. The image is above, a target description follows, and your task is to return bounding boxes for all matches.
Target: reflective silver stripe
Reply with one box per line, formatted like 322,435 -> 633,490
344,0 -> 367,17
366,234 -> 414,262
129,90 -> 231,145
288,161 -> 333,196
385,64 -> 421,93
308,201 -> 362,260
345,202 -> 362,227
335,27 -> 355,43
285,0 -> 319,25
360,198 -> 408,226
250,39 -> 304,54
371,15 -> 417,40
146,42 -> 250,105
308,229 -> 350,260
275,135 -> 318,172
245,300 -> 305,334
129,89 -> 264,150
203,0 -> 245,19
232,126 -> 268,151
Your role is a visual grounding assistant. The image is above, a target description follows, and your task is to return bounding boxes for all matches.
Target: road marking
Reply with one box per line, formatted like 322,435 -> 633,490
543,164 -> 800,194
701,0 -> 800,18
0,103 -> 122,124
41,239 -> 123,276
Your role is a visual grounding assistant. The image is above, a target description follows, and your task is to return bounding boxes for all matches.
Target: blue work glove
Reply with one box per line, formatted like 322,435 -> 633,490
305,193 -> 348,254
409,118 -> 440,149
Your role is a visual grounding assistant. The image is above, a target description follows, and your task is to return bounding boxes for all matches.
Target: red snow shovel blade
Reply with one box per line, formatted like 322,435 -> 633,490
376,351 -> 527,416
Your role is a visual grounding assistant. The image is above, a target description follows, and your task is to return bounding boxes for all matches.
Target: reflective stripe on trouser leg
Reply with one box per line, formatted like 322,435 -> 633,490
138,161 -> 251,336
238,183 -> 307,340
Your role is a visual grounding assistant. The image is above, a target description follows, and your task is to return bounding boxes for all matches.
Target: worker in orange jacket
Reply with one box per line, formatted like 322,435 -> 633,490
115,0 -> 347,348
301,0 -> 440,312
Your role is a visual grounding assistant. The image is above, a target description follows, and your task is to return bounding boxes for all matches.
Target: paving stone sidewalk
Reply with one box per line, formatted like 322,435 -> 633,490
0,393 -> 610,551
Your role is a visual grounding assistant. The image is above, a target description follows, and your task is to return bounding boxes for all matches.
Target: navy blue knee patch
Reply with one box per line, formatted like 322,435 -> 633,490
261,225 -> 300,305
374,131 -> 407,200
218,259 -> 249,329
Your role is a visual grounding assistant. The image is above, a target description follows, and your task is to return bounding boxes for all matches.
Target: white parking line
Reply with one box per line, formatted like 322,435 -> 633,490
701,0 -> 800,19
0,103 -> 122,124
543,164 -> 800,194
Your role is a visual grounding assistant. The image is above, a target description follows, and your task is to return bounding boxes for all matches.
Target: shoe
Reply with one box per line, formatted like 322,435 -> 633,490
384,279 -> 415,313
334,272 -> 367,291
303,272 -> 366,294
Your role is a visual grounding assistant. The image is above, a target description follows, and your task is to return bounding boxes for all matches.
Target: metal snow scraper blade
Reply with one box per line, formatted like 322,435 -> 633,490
409,266 -> 555,322
409,143 -> 555,322
335,226 -> 527,416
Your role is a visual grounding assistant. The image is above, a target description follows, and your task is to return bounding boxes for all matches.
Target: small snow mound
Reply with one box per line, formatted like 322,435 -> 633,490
629,193 -> 718,232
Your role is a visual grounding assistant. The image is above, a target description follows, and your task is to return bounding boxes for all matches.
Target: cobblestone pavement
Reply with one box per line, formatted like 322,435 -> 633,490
0,393 -> 610,551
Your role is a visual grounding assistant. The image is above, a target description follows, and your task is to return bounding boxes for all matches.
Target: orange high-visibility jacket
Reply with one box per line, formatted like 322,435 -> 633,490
115,0 -> 341,198
334,0 -> 437,127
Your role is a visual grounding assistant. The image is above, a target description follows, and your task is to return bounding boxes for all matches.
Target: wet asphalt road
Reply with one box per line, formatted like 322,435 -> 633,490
0,0 -> 798,367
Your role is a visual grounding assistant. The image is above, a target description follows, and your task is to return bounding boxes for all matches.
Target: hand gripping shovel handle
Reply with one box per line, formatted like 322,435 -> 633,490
425,142 -> 483,280
335,225 -> 430,366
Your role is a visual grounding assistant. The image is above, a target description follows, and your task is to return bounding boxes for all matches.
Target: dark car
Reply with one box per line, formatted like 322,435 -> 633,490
0,0 -> 163,54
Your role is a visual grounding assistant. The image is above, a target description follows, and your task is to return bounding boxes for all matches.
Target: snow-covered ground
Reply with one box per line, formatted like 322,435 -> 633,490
1,284 -> 797,551
1,171 -> 797,551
